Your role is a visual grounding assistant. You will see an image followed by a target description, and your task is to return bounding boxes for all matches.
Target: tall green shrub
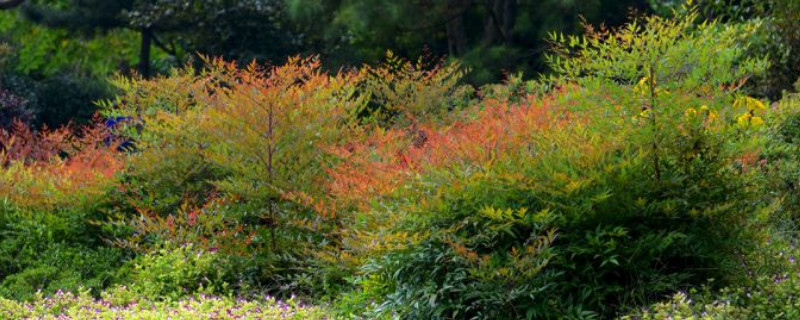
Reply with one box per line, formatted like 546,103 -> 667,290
333,9 -> 779,319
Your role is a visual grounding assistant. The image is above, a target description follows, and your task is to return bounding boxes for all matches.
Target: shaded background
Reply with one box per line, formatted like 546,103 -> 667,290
0,0 -> 797,129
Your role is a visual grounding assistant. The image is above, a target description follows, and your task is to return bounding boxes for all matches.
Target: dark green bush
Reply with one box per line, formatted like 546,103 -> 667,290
0,244 -> 124,300
624,237 -> 800,320
0,73 -> 38,129
0,70 -> 111,129
33,72 -> 111,128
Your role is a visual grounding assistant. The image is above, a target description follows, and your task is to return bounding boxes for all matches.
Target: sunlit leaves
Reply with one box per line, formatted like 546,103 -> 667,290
0,120 -> 124,210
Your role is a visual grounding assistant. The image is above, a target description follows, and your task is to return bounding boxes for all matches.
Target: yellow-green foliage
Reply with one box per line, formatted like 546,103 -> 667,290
0,287 -> 327,320
105,57 -> 367,212
622,292 -> 741,320
361,51 -> 473,126
121,244 -> 229,300
547,10 -> 770,183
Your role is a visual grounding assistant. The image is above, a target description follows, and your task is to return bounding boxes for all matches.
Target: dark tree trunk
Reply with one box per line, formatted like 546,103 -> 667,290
445,0 -> 469,56
502,0 -> 516,44
481,0 -> 502,46
482,0 -> 517,47
0,0 -> 25,10
138,28 -> 152,79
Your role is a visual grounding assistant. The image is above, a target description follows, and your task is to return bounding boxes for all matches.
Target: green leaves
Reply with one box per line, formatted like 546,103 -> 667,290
0,11 -> 141,77
548,9 -> 768,91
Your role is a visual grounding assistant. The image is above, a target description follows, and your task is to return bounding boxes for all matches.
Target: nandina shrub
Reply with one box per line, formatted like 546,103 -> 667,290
0,119 -> 128,300
100,53 -> 488,299
102,56 -> 373,298
358,51 -> 474,127
0,119 -> 124,210
330,10 -> 782,319
104,56 -> 366,211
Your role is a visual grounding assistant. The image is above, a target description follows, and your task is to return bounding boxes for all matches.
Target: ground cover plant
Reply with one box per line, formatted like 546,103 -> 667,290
0,287 -> 327,319
3,2 -> 800,319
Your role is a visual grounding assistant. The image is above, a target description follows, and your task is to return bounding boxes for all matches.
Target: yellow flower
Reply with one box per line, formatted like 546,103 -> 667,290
737,113 -> 765,127
737,113 -> 751,126
700,105 -> 718,121
633,76 -> 667,96
703,106 -> 719,122
633,77 -> 649,96
632,108 -> 652,124
687,105 -> 718,123
734,96 -> 766,113
747,97 -> 766,112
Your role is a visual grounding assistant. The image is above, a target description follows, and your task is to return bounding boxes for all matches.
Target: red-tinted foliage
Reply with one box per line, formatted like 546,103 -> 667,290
325,93 -> 578,210
0,118 -> 124,209
0,120 -> 69,166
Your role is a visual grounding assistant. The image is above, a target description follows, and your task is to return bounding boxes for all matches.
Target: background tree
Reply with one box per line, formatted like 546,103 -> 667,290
649,0 -> 800,99
288,0 -> 651,83
0,0 -> 25,10
21,0 -> 297,78
2,0 -> 799,129
0,0 -> 300,128
0,2 -> 140,128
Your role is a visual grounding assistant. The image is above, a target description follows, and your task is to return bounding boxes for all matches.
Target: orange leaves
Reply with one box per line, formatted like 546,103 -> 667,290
325,94 -> 578,210
324,129 -> 409,203
738,151 -> 763,173
0,119 -> 124,210
282,191 -> 338,220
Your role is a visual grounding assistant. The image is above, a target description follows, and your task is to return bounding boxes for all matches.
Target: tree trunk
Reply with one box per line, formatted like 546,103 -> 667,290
502,0 -> 516,44
445,0 -> 469,56
481,0 -> 502,46
482,0 -> 516,47
138,28 -> 152,79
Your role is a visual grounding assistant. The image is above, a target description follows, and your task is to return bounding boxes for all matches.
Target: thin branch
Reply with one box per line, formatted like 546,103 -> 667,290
151,32 -> 178,57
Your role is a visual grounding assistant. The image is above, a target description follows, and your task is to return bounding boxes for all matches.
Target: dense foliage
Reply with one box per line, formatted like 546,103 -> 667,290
3,1 -> 800,319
